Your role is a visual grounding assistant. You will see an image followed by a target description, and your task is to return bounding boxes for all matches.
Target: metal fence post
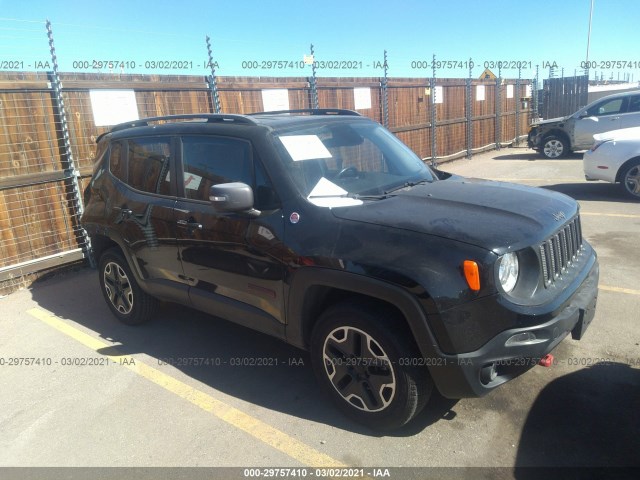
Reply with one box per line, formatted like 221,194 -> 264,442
45,20 -> 95,268
466,59 -> 473,158
205,36 -> 221,113
515,66 -> 521,146
533,64 -> 539,120
309,44 -> 319,109
495,63 -> 502,150
381,50 -> 389,128
430,54 -> 437,166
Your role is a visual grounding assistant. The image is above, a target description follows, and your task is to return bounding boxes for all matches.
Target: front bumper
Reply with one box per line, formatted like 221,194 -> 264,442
428,256 -> 599,399
527,129 -> 541,150
583,149 -> 617,183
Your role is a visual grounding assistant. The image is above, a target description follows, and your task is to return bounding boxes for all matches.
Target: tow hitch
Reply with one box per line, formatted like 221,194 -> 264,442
538,354 -> 554,367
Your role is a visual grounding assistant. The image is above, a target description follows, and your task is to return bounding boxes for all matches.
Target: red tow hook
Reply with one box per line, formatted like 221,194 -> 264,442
538,354 -> 554,367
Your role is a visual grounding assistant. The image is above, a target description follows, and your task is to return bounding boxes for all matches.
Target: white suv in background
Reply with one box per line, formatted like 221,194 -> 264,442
529,91 -> 640,159
583,126 -> 640,200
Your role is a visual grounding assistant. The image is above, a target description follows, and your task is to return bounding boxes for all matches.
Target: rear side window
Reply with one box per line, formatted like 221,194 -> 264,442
109,142 -> 125,182
126,138 -> 172,195
181,136 -> 252,201
627,95 -> 640,113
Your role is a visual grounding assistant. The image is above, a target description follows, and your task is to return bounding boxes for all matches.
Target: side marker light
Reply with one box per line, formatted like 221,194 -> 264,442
463,260 -> 480,291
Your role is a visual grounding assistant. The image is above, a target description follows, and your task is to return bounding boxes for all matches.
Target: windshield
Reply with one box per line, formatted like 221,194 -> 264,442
273,120 -> 434,203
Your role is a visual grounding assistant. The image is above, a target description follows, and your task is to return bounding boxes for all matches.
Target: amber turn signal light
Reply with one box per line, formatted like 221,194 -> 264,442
463,260 -> 480,291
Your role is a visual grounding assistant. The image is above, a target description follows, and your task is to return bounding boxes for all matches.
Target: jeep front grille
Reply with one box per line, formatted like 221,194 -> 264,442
539,215 -> 583,286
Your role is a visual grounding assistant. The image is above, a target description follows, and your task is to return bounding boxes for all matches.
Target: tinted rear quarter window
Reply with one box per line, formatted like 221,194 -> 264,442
126,138 -> 172,195
109,142 -> 125,182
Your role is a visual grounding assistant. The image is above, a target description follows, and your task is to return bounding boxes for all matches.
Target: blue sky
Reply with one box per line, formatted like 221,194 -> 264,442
1,0 -> 638,82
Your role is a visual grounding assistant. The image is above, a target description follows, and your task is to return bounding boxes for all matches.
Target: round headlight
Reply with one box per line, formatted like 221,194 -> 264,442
498,252 -> 519,293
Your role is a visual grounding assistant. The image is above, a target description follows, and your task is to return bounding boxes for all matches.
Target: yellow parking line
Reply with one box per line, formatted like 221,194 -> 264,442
485,178 -> 585,182
599,285 -> 640,296
26,307 -> 347,468
581,212 -> 640,218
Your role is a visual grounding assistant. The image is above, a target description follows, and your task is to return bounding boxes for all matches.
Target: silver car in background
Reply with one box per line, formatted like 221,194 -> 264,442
530,91 -> 640,159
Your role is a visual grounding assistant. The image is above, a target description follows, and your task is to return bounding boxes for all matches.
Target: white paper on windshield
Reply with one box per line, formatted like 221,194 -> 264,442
476,85 -> 485,101
89,90 -> 139,126
279,135 -> 332,161
307,177 -> 363,208
354,87 -> 371,110
183,172 -> 203,191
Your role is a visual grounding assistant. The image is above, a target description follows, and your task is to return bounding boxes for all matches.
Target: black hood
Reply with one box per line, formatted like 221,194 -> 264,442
331,177 -> 578,252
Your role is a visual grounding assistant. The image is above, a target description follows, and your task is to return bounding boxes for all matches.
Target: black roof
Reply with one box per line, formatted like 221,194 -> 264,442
97,109 -> 364,143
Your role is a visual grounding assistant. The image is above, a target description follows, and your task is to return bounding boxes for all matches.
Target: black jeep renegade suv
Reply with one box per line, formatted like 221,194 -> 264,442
81,110 -> 599,430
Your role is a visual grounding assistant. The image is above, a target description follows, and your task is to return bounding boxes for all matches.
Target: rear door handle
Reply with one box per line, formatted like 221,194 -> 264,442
177,219 -> 202,230
114,206 -> 133,218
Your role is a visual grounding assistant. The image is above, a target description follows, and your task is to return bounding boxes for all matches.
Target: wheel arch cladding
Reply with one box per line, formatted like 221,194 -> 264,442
89,234 -> 121,262
286,268 -> 440,360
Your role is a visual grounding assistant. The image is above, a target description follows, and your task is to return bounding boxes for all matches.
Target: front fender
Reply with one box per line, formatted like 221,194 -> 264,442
285,267 -> 440,362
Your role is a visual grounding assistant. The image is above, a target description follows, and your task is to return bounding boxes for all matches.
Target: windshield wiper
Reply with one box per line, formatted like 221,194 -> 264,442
308,192 -> 393,200
384,179 -> 432,195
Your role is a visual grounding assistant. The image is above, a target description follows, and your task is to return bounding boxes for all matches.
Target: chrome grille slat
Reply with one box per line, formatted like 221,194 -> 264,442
539,245 -> 549,284
554,235 -> 562,275
560,229 -> 568,270
548,239 -> 556,280
576,216 -> 583,246
539,215 -> 583,286
567,224 -> 575,259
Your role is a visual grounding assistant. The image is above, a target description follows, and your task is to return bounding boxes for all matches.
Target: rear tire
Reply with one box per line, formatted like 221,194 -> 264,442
541,135 -> 569,159
620,161 -> 640,200
310,300 -> 433,431
98,248 -> 158,325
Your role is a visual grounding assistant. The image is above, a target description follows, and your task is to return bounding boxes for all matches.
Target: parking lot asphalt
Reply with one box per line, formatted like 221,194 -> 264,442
1,147 -> 638,478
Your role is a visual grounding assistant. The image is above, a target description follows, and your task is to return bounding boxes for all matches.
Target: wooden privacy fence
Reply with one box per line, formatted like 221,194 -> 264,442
0,71 -> 531,291
542,75 -> 588,119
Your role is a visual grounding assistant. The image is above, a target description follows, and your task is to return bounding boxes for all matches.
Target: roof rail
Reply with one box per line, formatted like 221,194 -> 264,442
108,113 -> 258,134
250,108 -> 361,116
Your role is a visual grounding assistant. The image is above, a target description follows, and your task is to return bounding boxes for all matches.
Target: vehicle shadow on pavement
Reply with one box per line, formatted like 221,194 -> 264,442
492,150 -> 583,161
28,268 -> 456,436
542,182 -> 632,203
514,362 -> 640,475
389,392 -> 458,437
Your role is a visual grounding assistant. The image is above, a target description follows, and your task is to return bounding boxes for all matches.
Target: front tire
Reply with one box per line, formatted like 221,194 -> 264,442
98,248 -> 158,325
620,161 -> 640,200
310,301 -> 433,431
541,135 -> 569,159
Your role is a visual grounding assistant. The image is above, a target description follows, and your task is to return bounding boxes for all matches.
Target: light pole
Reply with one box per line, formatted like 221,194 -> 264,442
586,0 -> 594,68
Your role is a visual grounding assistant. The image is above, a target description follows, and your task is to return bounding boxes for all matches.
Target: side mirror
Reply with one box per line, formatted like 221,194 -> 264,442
578,111 -> 589,118
209,182 -> 260,216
